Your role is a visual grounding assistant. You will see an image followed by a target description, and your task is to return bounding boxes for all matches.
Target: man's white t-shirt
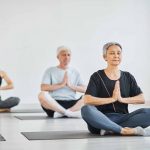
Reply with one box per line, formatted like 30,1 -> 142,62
42,66 -> 84,100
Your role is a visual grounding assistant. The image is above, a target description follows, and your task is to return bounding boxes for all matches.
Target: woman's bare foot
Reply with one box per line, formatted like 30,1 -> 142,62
121,127 -> 136,135
121,127 -> 145,136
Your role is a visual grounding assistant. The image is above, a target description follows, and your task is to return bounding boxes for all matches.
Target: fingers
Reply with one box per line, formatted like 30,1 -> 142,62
64,71 -> 67,78
115,80 -> 119,90
64,71 -> 71,87
61,71 -> 68,86
112,80 -> 120,100
115,81 -> 123,102
64,71 -> 68,79
113,81 -> 119,93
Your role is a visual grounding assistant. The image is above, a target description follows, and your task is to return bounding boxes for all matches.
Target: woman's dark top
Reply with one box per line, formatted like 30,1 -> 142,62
85,70 -> 142,114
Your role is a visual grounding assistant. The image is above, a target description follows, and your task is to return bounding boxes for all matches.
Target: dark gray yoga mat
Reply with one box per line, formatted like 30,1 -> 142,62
15,115 -> 50,120
21,130 -> 101,140
0,134 -> 5,141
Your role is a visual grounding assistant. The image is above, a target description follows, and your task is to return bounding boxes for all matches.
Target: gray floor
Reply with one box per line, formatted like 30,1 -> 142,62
0,104 -> 150,150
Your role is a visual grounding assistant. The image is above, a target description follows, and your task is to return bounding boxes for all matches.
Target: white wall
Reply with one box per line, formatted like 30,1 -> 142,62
0,0 -> 150,103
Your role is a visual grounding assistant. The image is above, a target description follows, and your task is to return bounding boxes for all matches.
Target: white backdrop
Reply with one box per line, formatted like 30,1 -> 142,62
0,0 -> 150,103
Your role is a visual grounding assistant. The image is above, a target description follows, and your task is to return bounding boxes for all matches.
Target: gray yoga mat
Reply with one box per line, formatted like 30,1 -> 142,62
15,115 -> 50,120
0,134 -> 5,141
21,130 -> 101,140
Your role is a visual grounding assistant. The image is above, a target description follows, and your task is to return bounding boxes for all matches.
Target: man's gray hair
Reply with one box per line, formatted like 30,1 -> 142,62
56,46 -> 71,56
103,42 -> 122,56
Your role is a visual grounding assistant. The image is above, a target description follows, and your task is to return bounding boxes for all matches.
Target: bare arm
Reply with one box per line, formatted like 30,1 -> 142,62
116,81 -> 145,104
0,71 -> 14,90
41,71 -> 87,93
41,83 -> 65,91
119,94 -> 145,104
84,81 -> 122,106
83,95 -> 116,106
66,71 -> 86,93
41,81 -> 86,93
41,71 -> 67,91
84,81 -> 145,106
67,84 -> 86,93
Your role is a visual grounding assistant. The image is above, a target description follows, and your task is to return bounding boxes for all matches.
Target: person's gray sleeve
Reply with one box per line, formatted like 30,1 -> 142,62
41,69 -> 51,84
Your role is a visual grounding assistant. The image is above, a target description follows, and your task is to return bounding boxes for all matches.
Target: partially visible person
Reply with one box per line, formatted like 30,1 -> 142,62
81,42 -> 150,136
38,46 -> 86,118
0,70 -> 20,112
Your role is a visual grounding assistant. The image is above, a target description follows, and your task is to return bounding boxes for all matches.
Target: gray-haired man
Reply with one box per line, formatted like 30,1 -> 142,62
38,46 -> 86,118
